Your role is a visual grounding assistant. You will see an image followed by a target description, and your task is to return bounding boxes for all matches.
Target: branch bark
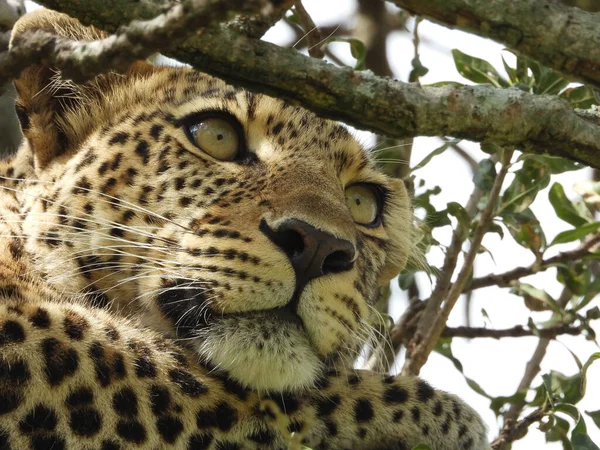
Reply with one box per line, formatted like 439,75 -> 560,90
388,0 -> 600,90
1,0 -> 596,169
442,324 -> 584,339
467,235 -> 600,291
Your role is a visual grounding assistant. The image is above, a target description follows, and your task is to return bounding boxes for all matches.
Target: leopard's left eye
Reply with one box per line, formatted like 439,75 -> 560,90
345,184 -> 382,227
186,115 -> 241,161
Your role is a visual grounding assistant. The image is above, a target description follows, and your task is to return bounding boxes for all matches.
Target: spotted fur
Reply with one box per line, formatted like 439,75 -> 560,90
0,9 -> 490,450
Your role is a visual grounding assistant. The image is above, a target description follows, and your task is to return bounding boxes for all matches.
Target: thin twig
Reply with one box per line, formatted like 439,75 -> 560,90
442,323 -> 585,339
491,406 -> 550,450
467,235 -> 600,291
292,2 -> 324,58
403,149 -> 514,376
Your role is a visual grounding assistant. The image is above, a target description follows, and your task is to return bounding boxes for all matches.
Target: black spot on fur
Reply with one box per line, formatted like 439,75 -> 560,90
29,308 -> 51,328
417,380 -> 435,403
247,428 -> 275,445
70,408 -> 102,436
0,358 -> 29,384
63,312 -> 89,340
156,416 -> 184,443
19,405 -> 58,433
0,320 -> 25,345
268,392 -> 299,415
384,385 -> 409,404
31,435 -> 65,450
187,433 -> 214,450
411,406 -> 421,423
113,388 -> 138,417
0,389 -> 21,414
169,369 -> 208,398
354,399 -> 374,423
65,387 -> 94,409
135,356 -> 157,379
108,132 -> 129,145
101,440 -> 122,450
150,385 -> 171,415
214,442 -> 241,450
116,420 -> 147,444
316,395 -> 341,417
41,338 -> 79,386
196,402 -> 237,431
8,240 -> 23,259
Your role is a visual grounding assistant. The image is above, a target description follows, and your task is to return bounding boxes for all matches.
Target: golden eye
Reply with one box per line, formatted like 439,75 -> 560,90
345,184 -> 381,226
188,116 -> 240,161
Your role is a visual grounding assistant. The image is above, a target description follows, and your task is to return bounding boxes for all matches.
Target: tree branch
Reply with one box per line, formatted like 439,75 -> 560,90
2,0 -> 597,169
467,235 -> 600,291
442,323 -> 584,339
492,407 -> 550,450
387,0 -> 600,90
403,150 -> 514,376
2,0 -> 275,84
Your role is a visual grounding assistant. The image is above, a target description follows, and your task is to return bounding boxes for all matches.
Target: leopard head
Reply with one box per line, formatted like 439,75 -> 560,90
10,9 -> 414,392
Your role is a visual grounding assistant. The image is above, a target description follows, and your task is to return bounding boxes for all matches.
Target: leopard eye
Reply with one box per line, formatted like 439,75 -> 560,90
345,184 -> 381,227
187,116 -> 240,161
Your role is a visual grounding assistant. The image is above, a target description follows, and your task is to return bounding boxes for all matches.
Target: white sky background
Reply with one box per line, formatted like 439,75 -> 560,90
25,0 -> 599,448
263,2 -> 600,449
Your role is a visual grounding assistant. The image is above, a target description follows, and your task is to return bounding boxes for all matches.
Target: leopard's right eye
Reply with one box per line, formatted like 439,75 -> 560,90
184,114 -> 242,161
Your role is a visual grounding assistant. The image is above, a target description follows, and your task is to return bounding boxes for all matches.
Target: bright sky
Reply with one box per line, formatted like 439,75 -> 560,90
24,0 -> 599,447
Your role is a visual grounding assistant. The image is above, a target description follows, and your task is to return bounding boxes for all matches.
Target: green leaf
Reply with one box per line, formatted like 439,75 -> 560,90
549,183 -> 593,227
323,37 -> 366,70
542,371 -> 584,405
501,55 -> 518,84
501,208 -> 546,255
489,392 -> 527,417
520,154 -> 584,174
571,413 -> 600,450
500,159 -> 551,214
473,158 -> 497,190
510,283 -> 562,314
546,414 -> 571,442
411,140 -> 459,171
409,55 -> 429,82
447,202 -> 470,228
411,445 -> 432,450
550,222 -> 600,246
451,49 -> 509,87
561,85 -> 600,109
580,353 -> 600,398
586,410 -> 600,430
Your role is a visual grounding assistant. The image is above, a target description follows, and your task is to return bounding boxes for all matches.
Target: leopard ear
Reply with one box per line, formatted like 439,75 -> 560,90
10,9 -> 154,169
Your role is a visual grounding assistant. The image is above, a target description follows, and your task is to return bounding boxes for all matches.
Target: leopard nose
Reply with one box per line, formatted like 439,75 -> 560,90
260,219 -> 355,283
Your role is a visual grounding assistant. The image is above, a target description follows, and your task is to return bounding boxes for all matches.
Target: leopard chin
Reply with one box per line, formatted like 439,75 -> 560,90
192,312 -> 323,392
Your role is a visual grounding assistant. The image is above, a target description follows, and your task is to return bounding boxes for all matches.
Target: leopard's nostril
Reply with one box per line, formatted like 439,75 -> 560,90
260,219 -> 355,285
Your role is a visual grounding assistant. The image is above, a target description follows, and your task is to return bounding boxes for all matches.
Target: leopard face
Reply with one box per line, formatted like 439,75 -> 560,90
12,11 -> 413,393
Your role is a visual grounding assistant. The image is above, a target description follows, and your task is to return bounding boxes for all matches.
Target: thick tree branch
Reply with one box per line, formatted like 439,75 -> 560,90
388,0 -> 600,90
2,0 -> 597,169
1,0 -> 274,84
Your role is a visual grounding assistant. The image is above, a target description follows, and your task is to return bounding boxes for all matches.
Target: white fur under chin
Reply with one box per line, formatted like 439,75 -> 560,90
192,315 -> 323,392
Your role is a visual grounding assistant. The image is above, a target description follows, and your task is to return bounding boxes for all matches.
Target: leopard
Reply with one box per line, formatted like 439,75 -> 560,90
0,9 -> 491,450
